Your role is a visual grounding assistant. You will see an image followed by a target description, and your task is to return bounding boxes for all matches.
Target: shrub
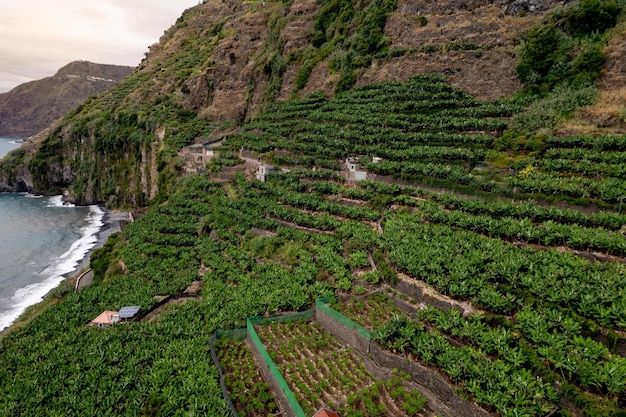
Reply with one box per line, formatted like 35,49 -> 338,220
558,0 -> 622,37
516,0 -> 622,94
511,85 -> 598,133
90,232 -> 122,283
335,69 -> 357,93
570,45 -> 606,87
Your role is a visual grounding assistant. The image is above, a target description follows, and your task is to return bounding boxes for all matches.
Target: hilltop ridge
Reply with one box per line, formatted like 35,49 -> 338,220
0,61 -> 133,138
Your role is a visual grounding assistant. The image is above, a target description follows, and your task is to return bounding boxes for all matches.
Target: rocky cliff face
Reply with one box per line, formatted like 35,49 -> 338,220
0,0 -> 573,205
0,61 -> 133,138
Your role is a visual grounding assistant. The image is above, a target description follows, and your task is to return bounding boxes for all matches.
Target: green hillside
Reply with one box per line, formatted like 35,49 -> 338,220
1,0 -> 626,416
2,73 -> 626,416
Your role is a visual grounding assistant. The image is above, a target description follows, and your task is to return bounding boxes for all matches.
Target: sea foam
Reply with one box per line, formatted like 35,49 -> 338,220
0,202 -> 104,331
46,195 -> 76,207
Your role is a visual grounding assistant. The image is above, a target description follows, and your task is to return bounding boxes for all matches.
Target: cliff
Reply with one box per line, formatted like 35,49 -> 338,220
0,61 -> 133,138
0,0 -> 609,206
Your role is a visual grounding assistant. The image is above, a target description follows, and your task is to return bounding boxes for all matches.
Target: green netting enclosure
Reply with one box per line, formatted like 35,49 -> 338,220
248,317 -> 307,417
316,297 -> 373,340
209,333 -> 239,417
211,301 -> 372,417
215,327 -> 247,340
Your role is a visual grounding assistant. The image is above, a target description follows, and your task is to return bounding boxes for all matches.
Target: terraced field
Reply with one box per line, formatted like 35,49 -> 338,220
2,74 -> 626,416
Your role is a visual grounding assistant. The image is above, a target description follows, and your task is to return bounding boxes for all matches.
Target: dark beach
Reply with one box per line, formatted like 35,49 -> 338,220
73,209 -> 131,290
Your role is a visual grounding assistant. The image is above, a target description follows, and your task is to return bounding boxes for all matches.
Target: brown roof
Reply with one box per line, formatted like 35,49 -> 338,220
313,409 -> 340,417
90,310 -> 119,325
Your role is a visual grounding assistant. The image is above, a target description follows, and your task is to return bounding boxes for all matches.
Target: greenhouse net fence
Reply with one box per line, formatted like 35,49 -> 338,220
209,333 -> 239,417
211,302 -> 371,417
316,296 -> 373,340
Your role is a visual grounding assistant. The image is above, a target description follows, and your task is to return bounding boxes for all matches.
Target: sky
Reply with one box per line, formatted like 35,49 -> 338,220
0,0 -> 201,92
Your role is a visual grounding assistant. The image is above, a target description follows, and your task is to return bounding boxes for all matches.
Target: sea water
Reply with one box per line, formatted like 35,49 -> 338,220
0,137 -> 104,330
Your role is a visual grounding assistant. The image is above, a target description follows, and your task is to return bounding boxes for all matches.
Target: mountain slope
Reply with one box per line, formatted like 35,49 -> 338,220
0,0 -> 561,205
0,1 -> 626,416
0,61 -> 133,138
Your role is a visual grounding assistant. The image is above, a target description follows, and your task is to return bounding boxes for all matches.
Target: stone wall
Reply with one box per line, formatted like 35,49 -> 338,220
315,303 -> 492,417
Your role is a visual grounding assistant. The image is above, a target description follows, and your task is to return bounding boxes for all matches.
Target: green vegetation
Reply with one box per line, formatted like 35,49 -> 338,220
298,0 -> 398,93
2,69 -> 626,416
2,1 -> 626,416
255,318 -> 427,417
516,0 -> 624,94
90,232 -> 123,284
216,339 -> 280,416
0,148 -> 26,186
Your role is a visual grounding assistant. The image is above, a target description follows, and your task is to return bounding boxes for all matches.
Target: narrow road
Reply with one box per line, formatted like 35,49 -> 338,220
74,211 -> 131,291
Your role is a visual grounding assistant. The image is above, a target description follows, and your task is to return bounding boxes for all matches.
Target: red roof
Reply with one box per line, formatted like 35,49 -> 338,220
90,310 -> 119,326
313,409 -> 340,417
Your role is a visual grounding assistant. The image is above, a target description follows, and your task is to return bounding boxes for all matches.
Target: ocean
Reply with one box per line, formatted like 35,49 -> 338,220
0,137 -> 104,331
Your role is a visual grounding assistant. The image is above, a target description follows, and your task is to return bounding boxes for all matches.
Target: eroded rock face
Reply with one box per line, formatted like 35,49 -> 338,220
180,0 -> 558,116
205,10 -> 270,121
397,0 -> 566,16
502,0 -> 565,15
0,168 -> 33,193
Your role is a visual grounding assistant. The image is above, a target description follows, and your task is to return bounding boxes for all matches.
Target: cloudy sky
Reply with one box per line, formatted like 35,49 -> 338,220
0,0 -> 200,92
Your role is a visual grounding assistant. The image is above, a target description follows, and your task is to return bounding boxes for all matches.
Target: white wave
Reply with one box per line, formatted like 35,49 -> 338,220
46,195 -> 75,207
0,205 -> 105,331
9,140 -> 24,145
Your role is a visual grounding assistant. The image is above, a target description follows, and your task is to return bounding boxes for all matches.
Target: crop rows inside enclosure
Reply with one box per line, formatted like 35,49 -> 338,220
254,318 -> 430,417
215,339 -> 280,417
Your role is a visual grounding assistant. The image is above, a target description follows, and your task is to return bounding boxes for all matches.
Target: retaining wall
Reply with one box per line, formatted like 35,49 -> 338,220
315,299 -> 492,417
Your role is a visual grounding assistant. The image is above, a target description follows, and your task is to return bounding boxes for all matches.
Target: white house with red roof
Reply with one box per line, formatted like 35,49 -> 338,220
88,310 -> 119,328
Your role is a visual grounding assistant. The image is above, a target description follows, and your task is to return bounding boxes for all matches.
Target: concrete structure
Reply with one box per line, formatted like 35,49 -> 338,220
89,306 -> 140,328
345,156 -> 367,181
345,156 -> 361,172
180,144 -> 215,164
255,164 -> 275,182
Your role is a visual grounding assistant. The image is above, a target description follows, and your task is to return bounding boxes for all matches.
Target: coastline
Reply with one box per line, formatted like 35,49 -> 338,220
0,207 -> 130,337
72,208 -> 129,278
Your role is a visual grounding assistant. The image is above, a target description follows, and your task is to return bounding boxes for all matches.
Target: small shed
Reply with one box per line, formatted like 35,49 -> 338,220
255,164 -> 275,182
313,408 -> 340,417
345,156 -> 367,181
180,144 -> 215,164
118,306 -> 141,322
89,310 -> 119,328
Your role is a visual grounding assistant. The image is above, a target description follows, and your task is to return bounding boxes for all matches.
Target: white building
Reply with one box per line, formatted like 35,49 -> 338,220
255,164 -> 275,182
